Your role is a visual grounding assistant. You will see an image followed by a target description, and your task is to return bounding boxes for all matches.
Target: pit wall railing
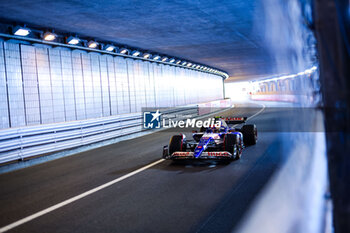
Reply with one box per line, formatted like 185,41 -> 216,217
0,99 -> 231,165
249,68 -> 321,105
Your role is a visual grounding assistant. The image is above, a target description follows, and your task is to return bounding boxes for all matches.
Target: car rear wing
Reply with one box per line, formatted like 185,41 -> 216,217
215,116 -> 247,124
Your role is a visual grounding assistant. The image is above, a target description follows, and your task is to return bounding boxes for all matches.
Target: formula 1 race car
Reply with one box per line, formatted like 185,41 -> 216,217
162,117 -> 257,161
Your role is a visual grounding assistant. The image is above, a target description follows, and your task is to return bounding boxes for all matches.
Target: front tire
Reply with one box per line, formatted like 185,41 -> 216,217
241,124 -> 257,145
223,134 -> 239,160
235,144 -> 242,160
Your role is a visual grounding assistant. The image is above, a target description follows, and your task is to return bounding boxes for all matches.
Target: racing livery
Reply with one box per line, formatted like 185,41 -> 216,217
162,117 -> 257,161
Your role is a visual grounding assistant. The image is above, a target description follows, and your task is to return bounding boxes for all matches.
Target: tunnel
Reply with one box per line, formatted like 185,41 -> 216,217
0,0 -> 349,233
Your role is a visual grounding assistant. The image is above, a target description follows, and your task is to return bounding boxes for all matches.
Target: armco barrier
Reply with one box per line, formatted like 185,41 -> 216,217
0,100 -> 231,165
250,94 -> 297,102
0,107 -> 196,164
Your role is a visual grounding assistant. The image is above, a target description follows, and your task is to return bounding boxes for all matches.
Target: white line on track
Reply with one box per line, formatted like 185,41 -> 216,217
0,103 -> 266,232
0,159 -> 165,233
232,103 -> 266,127
247,103 -> 266,120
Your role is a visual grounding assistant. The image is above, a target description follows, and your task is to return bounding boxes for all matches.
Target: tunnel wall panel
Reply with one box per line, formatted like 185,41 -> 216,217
60,49 -> 76,121
36,46 -> 54,124
106,56 -> 117,115
114,57 -> 130,114
133,60 -> 145,112
90,53 -> 103,118
153,63 -> 160,107
0,41 -> 224,130
0,42 -> 9,129
48,48 -> 65,123
4,42 -> 26,127
99,56 -> 111,117
126,59 -> 136,113
147,62 -> 156,108
144,62 -> 153,108
20,45 -> 41,125
81,52 -> 95,119
71,51 -> 86,120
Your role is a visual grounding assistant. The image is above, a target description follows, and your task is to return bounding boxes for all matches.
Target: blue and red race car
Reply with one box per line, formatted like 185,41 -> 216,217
162,117 -> 257,161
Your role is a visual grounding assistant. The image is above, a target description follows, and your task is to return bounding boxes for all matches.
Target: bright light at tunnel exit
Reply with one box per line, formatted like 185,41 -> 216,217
224,66 -> 318,100
224,82 -> 251,101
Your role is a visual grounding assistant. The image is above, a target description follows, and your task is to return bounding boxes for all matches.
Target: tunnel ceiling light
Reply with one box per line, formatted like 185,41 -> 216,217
119,48 -> 129,54
67,36 -> 80,45
43,31 -> 57,41
132,50 -> 141,56
305,66 -> 317,74
13,26 -> 31,36
143,53 -> 151,59
8,26 -> 229,78
104,44 -> 116,52
87,40 -> 99,49
153,55 -> 160,60
257,74 -> 297,84
253,67 -> 319,84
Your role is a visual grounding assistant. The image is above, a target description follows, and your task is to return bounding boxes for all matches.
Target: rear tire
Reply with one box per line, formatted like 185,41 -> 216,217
241,124 -> 257,145
169,135 -> 186,155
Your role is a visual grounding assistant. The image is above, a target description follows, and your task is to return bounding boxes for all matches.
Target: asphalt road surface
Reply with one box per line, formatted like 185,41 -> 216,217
0,103 -> 317,233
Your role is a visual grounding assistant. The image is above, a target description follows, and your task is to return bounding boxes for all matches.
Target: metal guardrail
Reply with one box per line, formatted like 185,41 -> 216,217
0,107 -> 198,164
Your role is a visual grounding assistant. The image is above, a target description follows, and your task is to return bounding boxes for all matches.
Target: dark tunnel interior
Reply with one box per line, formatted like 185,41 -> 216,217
0,0 -> 349,232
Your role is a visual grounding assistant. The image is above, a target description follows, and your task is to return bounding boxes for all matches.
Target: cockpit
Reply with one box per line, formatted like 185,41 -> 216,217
205,119 -> 228,133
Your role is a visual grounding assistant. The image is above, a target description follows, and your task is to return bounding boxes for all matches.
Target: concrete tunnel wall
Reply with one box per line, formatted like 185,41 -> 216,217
227,1 -> 328,232
0,40 -> 224,130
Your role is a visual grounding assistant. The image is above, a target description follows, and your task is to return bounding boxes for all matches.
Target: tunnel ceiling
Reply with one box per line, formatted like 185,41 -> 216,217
0,0 -> 290,82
